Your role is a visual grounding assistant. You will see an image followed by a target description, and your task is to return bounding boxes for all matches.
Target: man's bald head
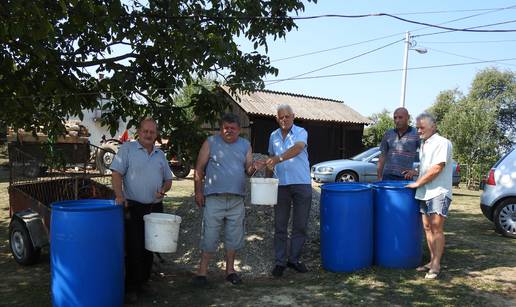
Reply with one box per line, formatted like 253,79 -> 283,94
393,107 -> 410,131
394,107 -> 409,117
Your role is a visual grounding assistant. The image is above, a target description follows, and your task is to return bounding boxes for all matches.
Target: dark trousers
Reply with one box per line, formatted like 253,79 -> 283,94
382,173 -> 406,181
274,184 -> 312,265
125,200 -> 163,292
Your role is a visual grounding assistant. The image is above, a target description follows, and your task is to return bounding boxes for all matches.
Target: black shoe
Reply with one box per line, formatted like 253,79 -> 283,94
124,291 -> 138,304
226,273 -> 243,285
192,275 -> 208,286
271,265 -> 286,277
287,261 -> 308,273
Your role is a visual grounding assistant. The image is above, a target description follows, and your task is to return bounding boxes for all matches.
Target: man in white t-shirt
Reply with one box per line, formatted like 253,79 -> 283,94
406,112 -> 453,280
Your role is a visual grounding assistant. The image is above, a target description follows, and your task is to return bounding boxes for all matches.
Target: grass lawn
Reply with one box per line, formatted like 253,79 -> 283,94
0,175 -> 514,306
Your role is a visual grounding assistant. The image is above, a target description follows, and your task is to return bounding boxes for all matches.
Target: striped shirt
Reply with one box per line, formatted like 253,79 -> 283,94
380,126 -> 420,178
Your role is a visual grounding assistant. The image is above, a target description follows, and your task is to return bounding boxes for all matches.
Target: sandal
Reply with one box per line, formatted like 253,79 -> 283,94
226,273 -> 243,285
416,264 -> 431,272
424,270 -> 441,280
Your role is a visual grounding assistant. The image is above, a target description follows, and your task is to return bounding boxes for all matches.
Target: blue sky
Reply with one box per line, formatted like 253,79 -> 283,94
240,1 -> 516,119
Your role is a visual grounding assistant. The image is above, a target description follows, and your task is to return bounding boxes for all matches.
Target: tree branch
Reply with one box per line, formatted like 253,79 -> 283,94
66,41 -> 135,57
73,53 -> 138,67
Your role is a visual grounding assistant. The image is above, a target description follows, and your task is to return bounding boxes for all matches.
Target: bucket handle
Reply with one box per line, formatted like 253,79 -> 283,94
251,165 -> 277,178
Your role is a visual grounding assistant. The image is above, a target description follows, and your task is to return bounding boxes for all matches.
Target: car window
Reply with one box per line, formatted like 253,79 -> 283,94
351,147 -> 379,161
493,147 -> 516,168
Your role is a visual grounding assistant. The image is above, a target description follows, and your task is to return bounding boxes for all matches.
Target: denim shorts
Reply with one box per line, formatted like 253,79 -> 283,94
419,194 -> 452,218
200,194 -> 245,253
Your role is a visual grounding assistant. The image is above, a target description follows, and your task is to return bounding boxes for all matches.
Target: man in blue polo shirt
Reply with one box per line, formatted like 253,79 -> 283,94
266,104 -> 312,277
111,118 -> 173,303
377,107 -> 420,181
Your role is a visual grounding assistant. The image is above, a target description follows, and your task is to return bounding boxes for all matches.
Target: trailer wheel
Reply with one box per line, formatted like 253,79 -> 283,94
9,219 -> 41,265
96,142 -> 119,174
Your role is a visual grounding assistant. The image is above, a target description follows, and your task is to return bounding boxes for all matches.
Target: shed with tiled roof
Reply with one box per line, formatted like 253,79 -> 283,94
217,86 -> 371,164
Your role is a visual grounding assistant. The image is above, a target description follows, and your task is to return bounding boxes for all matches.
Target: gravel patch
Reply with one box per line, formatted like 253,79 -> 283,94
159,155 -> 322,277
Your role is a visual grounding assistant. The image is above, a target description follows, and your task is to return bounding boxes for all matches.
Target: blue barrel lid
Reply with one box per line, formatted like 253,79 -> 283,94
372,180 -> 415,189
321,182 -> 371,192
51,199 -> 120,211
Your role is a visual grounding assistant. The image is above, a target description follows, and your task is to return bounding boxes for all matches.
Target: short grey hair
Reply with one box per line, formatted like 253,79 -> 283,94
416,112 -> 437,126
219,113 -> 241,127
139,117 -> 158,129
277,104 -> 293,114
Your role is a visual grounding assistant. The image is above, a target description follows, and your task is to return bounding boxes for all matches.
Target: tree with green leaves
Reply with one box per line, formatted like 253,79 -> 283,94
426,88 -> 462,123
160,78 -> 218,167
0,0 -> 316,137
427,68 -> 515,184
363,109 -> 394,148
468,68 -> 516,143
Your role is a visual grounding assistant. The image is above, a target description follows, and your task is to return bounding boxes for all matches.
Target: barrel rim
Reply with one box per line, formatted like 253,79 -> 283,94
372,180 -> 415,190
321,182 -> 371,192
51,199 -> 120,212
143,213 -> 182,223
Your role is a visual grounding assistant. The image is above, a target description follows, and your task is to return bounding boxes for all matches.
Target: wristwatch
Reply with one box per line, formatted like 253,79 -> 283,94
279,155 -> 284,162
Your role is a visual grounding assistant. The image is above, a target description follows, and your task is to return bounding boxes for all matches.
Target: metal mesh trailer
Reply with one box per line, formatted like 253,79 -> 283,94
7,141 -> 114,265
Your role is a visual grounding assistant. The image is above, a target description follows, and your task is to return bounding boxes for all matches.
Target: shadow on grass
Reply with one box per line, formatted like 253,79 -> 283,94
1,184 -> 514,306
0,214 -> 51,307
444,210 -> 516,271
0,166 -> 9,183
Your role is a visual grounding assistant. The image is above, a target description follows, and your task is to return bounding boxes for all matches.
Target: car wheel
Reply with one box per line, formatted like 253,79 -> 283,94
494,198 -> 516,239
170,161 -> 191,178
9,218 -> 41,265
96,143 -> 119,175
336,170 -> 358,182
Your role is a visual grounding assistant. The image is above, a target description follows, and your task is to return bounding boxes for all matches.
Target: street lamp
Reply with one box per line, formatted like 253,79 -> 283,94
400,31 -> 427,108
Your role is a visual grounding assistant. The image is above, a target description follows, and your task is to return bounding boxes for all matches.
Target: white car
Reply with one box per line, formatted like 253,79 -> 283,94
311,146 -> 461,184
311,147 -> 380,183
480,147 -> 516,238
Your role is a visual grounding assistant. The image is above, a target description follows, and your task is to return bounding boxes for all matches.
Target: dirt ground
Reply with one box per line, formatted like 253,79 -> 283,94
0,166 -> 515,306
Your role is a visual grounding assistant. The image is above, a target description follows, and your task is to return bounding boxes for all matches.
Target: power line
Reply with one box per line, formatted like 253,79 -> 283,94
272,5 -> 516,63
390,7 -> 516,16
411,5 -> 516,35
147,9 -> 516,32
263,57 -> 516,83
372,14 -> 516,33
3,57 -> 515,101
272,33 -> 403,62
420,39 -> 516,44
424,47 -> 516,67
414,19 -> 516,37
268,39 -> 404,85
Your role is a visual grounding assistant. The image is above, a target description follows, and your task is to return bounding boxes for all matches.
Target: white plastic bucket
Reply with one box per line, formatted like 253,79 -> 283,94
250,177 -> 279,205
143,213 -> 182,253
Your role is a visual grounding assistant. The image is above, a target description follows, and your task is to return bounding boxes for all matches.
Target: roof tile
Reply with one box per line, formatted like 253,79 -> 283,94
221,86 -> 371,124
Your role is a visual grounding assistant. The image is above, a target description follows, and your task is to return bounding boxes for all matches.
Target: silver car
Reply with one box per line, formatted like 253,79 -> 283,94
311,147 -> 380,183
311,147 -> 461,185
480,147 -> 516,238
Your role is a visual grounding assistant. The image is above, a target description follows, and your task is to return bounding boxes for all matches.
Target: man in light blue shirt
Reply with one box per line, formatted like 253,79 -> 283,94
266,104 -> 312,277
111,118 -> 173,303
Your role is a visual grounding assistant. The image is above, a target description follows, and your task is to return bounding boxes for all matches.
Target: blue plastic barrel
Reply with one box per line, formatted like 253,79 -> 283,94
50,200 -> 124,307
372,181 -> 422,269
320,183 -> 373,272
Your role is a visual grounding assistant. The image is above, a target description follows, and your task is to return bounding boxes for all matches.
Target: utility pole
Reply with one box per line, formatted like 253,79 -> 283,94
400,31 -> 410,108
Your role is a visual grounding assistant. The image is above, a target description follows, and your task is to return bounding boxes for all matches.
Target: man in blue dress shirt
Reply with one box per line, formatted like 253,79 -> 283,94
266,104 -> 312,277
